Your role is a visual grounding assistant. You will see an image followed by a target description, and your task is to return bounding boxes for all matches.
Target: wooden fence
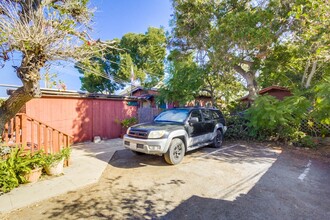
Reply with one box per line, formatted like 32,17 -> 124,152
2,113 -> 73,154
138,108 -> 162,123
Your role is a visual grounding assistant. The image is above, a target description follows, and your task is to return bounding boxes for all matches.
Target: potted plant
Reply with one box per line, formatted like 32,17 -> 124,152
23,151 -> 45,183
0,147 -> 44,193
44,147 -> 71,176
115,117 -> 138,138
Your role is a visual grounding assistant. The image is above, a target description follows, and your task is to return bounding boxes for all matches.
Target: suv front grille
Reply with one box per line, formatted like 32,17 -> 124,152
128,130 -> 148,139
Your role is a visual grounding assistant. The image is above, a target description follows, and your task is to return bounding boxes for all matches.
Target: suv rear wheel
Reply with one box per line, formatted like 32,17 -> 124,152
212,129 -> 223,148
164,138 -> 185,165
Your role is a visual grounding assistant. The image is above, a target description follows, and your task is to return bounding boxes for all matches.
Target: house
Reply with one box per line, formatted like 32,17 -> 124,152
120,86 -> 159,108
239,86 -> 292,105
120,86 -> 213,108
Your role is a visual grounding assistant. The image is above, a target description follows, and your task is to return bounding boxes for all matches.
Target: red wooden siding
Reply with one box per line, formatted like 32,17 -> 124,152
265,90 -> 292,101
24,97 -> 137,143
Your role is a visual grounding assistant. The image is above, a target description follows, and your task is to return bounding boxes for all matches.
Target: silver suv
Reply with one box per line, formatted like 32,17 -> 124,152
123,107 -> 227,165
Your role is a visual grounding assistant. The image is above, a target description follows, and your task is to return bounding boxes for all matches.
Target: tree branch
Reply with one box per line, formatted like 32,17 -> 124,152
305,61 -> 317,88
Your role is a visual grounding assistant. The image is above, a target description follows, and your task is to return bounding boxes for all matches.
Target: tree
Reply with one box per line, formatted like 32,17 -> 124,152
158,50 -> 204,105
259,0 -> 330,90
170,0 -> 303,100
120,27 -> 167,88
76,27 -> 167,92
75,41 -> 126,94
0,0 -> 114,134
158,50 -> 244,107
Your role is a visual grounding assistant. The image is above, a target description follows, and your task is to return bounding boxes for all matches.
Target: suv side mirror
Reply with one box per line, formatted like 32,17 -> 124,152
189,117 -> 199,124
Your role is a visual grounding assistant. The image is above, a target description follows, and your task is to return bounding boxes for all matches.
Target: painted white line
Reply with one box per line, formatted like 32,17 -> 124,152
298,160 -> 312,181
201,144 -> 238,158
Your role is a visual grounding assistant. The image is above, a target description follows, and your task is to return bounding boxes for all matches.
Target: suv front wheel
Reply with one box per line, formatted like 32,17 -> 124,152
164,138 -> 185,165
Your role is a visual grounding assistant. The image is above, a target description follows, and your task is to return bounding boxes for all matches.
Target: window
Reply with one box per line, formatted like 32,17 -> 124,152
190,110 -> 202,122
212,111 -> 220,119
154,109 -> 190,123
202,110 -> 213,121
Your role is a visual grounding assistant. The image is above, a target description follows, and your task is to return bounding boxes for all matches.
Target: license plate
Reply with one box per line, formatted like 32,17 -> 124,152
137,144 -> 144,149
124,141 -> 130,146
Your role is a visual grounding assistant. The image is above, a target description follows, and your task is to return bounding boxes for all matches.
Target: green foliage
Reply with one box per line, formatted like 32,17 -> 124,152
295,135 -> 318,149
120,27 -> 167,87
0,146 -> 70,193
225,115 -> 250,140
312,78 -> 330,124
115,117 -> 138,129
44,147 -> 71,166
76,27 -> 166,93
0,147 -> 45,193
158,50 -> 204,105
246,95 -> 311,141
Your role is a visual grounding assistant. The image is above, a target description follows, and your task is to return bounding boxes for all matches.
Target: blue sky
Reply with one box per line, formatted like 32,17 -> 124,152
0,0 -> 172,97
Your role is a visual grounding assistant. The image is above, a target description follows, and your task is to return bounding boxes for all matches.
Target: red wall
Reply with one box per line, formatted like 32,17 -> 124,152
267,90 -> 292,100
24,97 -> 137,143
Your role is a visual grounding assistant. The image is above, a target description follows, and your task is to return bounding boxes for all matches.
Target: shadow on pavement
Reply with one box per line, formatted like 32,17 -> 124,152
4,145 -> 329,220
162,149 -> 330,220
109,149 -> 169,168
41,175 -> 182,220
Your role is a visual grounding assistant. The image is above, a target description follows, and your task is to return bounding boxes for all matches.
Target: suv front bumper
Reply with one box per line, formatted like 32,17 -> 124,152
123,134 -> 169,154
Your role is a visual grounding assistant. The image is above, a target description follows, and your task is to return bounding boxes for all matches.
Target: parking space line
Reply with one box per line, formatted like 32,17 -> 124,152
298,160 -> 312,181
201,144 -> 238,158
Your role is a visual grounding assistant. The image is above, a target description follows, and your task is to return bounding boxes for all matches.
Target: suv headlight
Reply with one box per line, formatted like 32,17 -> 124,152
148,130 -> 167,139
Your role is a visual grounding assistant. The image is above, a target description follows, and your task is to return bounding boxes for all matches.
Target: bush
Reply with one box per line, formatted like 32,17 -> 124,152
44,147 -> 71,166
0,147 -> 41,193
312,78 -> 330,125
294,135 -> 318,148
115,117 -> 138,128
225,115 -> 250,140
246,95 -> 311,142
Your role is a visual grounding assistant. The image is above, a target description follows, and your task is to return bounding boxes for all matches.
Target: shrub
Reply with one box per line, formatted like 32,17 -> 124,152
312,78 -> 330,125
115,117 -> 138,128
246,94 -> 311,142
44,147 -> 71,166
294,135 -> 318,148
0,147 -> 36,193
225,115 -> 250,140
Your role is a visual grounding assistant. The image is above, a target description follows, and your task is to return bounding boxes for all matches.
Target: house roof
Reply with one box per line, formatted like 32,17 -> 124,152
239,86 -> 290,101
6,88 -> 147,101
258,86 -> 290,94
118,86 -> 159,96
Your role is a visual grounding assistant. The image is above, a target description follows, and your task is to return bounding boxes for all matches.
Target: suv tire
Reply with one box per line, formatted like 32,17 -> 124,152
164,138 -> 185,165
212,129 -> 223,148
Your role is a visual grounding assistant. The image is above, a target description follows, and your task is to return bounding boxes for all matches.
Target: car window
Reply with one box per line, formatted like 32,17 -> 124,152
212,110 -> 223,120
202,109 -> 213,121
190,110 -> 202,122
154,109 -> 190,123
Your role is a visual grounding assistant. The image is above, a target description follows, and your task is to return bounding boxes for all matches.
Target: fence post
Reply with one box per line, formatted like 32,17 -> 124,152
15,115 -> 20,145
21,114 -> 27,148
37,122 -> 42,151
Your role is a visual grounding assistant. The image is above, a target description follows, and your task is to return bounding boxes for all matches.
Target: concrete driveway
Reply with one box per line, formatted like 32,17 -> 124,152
2,142 -> 330,219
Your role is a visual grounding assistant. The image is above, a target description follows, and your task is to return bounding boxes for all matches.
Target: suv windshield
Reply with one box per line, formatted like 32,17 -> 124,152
154,109 -> 190,123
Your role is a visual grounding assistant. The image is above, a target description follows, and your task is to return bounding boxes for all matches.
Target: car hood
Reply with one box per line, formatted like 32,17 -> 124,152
130,122 -> 184,132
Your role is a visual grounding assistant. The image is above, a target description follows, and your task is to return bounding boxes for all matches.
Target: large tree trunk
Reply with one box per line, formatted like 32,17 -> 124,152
0,78 -> 41,136
234,65 -> 258,101
0,87 -> 34,136
0,54 -> 43,137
